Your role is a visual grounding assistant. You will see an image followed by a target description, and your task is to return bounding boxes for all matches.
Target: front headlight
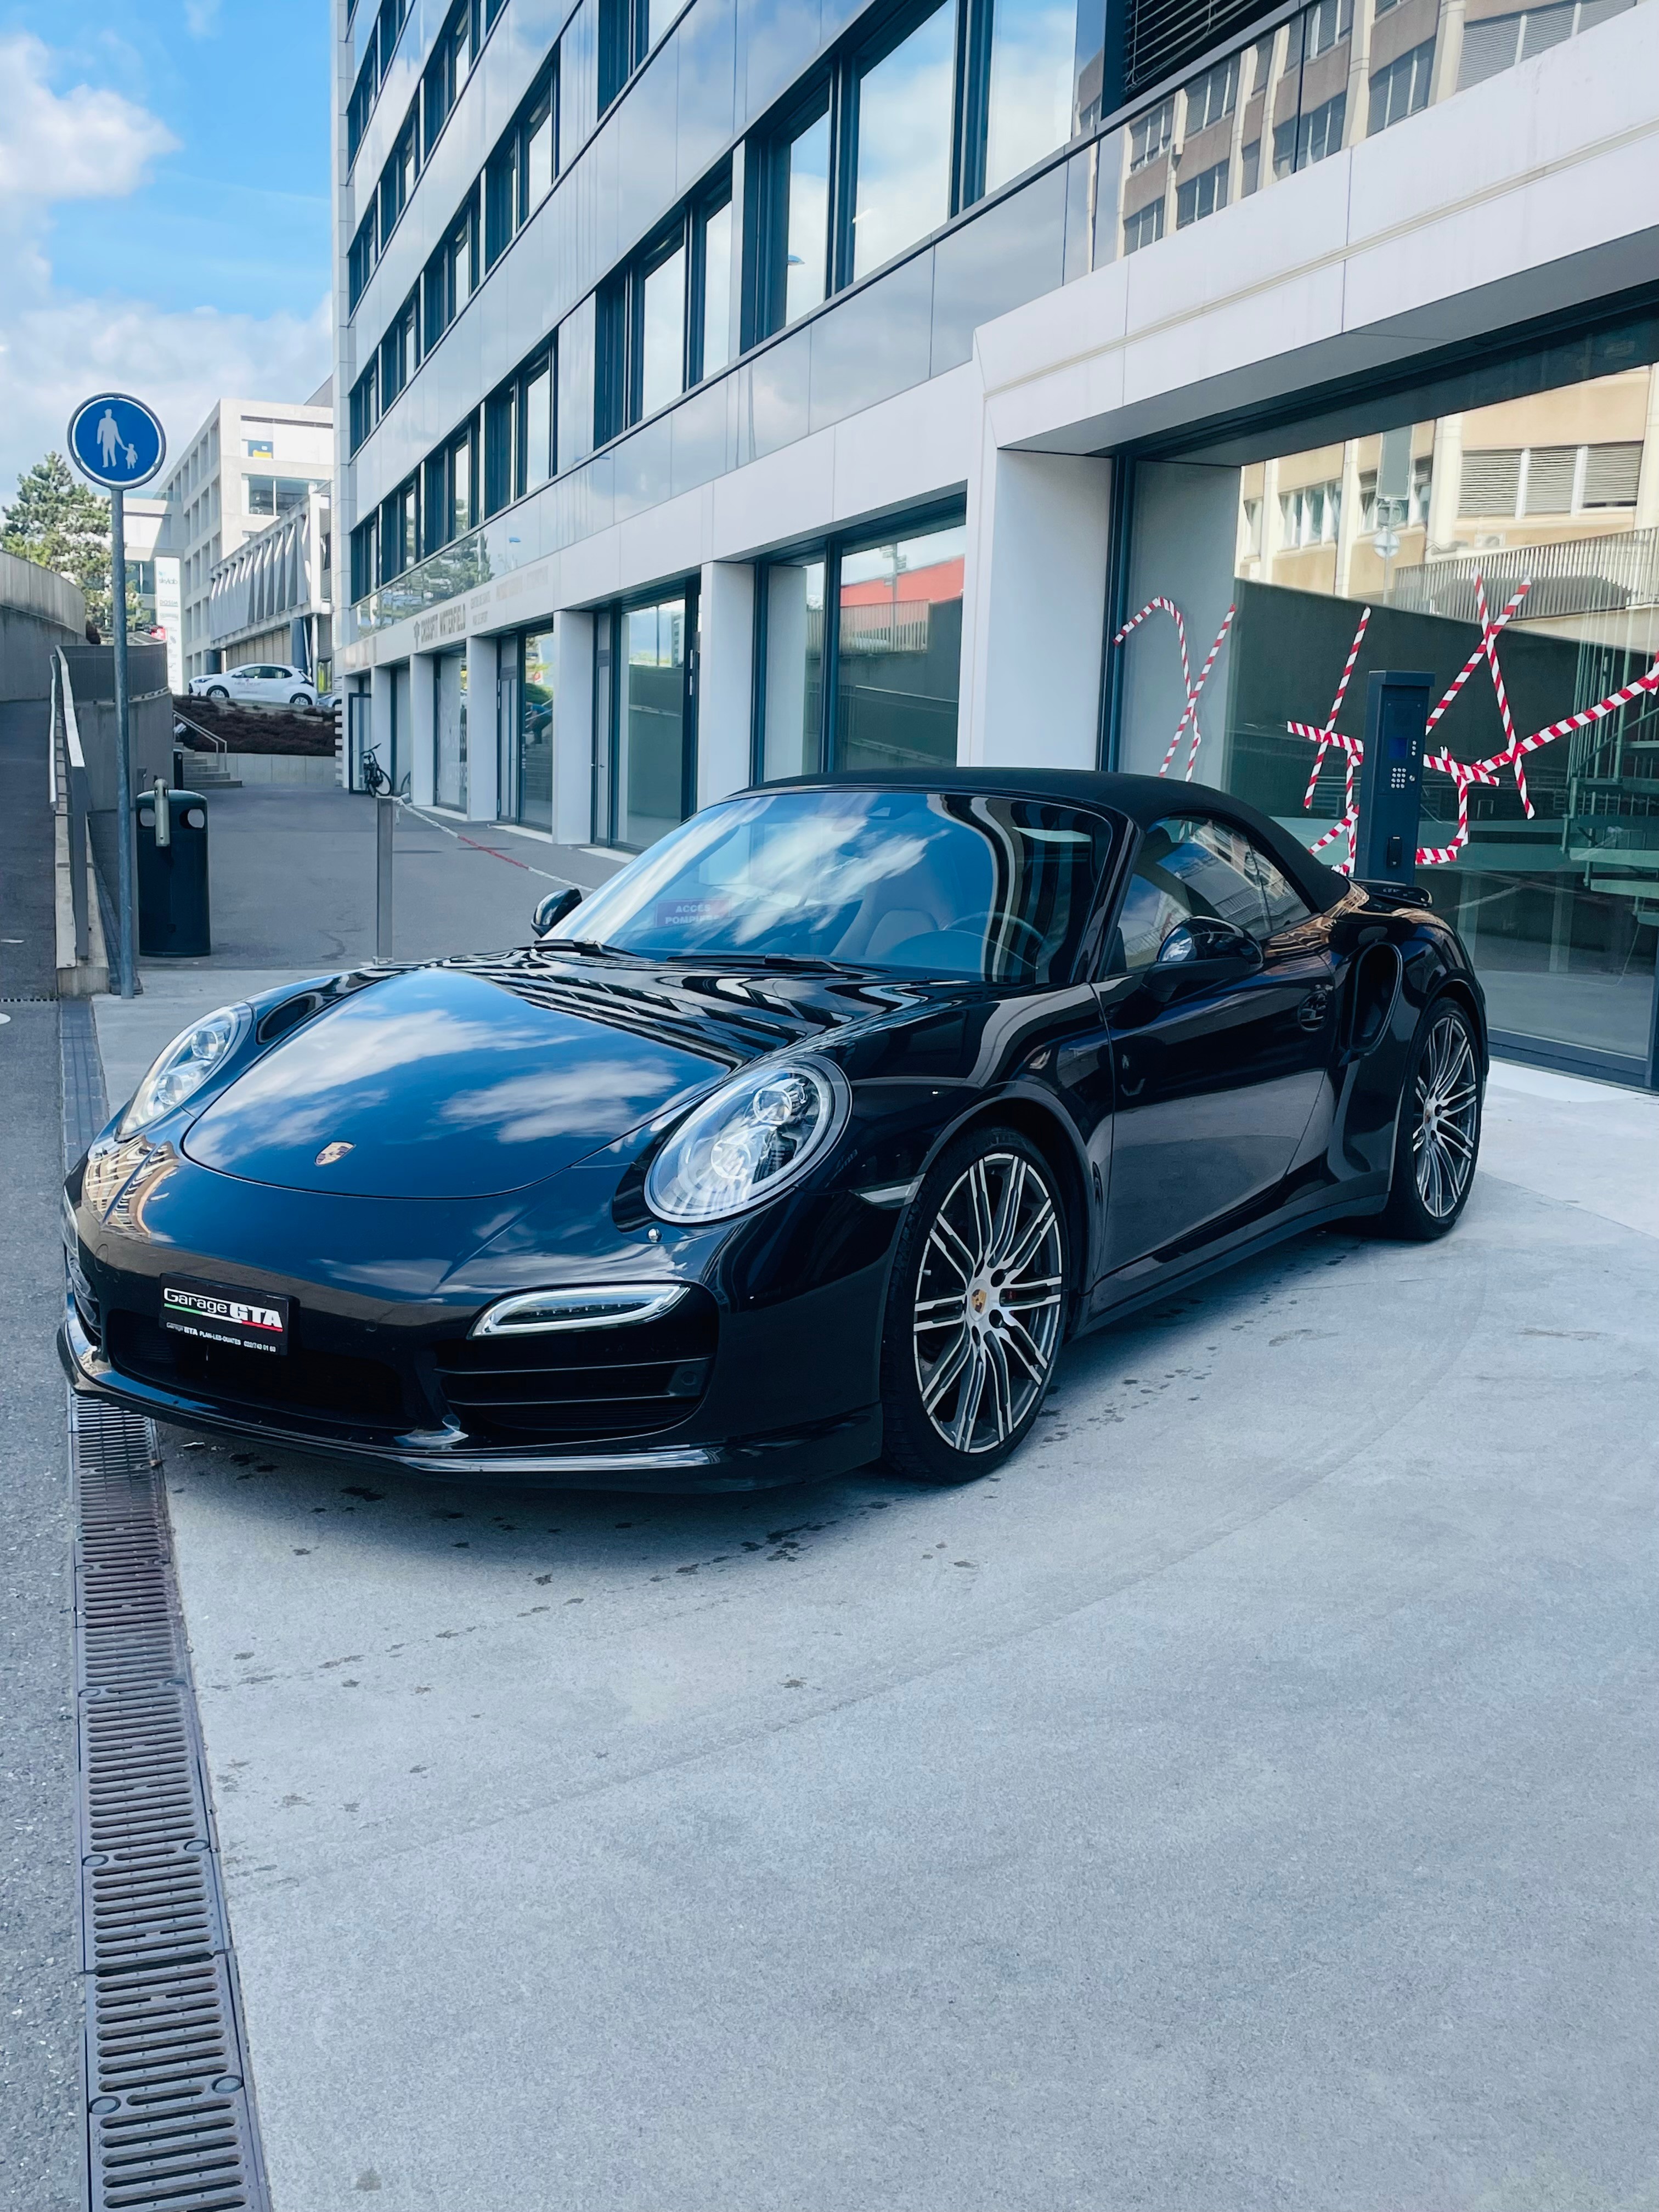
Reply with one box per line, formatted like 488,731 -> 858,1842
118,1003 -> 250,1136
645,1058 -> 849,1224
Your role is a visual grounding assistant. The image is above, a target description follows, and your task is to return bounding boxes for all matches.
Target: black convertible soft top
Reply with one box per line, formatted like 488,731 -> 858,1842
756,768 -> 1352,917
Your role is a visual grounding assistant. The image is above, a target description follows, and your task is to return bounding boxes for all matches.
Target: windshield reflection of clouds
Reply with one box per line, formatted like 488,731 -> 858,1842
554,793 -> 986,968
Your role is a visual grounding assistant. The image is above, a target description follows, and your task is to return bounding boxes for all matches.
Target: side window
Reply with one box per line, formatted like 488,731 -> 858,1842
1110,814 -> 1311,970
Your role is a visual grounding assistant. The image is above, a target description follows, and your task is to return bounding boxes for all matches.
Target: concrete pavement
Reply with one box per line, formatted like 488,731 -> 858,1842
117,1058 -> 1656,2211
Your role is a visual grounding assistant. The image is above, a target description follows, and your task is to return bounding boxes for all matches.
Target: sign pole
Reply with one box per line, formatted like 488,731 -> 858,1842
68,392 -> 167,1000
110,484 -> 137,998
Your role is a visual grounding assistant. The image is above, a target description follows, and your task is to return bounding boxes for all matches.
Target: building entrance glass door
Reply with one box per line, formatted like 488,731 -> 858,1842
605,588 -> 696,849
434,648 -> 467,812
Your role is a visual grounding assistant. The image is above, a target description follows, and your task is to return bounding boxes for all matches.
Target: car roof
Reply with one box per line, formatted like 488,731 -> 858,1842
750,769 -> 1351,915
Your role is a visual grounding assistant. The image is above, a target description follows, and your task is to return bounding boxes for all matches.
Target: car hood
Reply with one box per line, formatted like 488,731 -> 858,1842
180,954 -> 901,1200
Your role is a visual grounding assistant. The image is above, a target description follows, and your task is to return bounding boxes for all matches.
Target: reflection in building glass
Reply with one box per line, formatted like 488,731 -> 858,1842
785,111 -> 831,325
1143,359 -> 1659,1077
985,0 -> 1076,195
853,3 -> 955,281
836,524 -> 966,772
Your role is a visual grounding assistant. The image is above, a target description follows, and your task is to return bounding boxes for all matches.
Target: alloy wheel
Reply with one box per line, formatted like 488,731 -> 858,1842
912,1152 -> 1064,1454
1412,1010 -> 1479,1220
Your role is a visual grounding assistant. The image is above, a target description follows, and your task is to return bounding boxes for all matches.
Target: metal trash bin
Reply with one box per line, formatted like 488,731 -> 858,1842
135,785 -> 212,957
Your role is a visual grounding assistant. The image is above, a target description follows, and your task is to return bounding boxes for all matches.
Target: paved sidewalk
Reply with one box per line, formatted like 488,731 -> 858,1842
139,780 -> 619,975
95,1034 -> 1655,2211
0,706 -> 82,2212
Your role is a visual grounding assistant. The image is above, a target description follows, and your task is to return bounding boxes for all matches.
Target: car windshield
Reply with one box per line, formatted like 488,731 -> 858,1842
547,787 -> 1115,983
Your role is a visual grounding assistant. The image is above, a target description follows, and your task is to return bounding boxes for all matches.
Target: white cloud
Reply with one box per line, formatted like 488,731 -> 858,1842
0,36 -> 330,499
0,35 -> 177,201
184,0 -> 223,34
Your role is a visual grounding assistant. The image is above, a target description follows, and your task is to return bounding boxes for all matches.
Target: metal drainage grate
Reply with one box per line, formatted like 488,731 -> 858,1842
65,1007 -> 270,2211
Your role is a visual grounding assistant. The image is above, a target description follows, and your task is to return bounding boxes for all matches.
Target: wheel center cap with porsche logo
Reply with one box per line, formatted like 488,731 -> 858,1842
315,1141 -> 354,1166
971,1286 -> 988,1314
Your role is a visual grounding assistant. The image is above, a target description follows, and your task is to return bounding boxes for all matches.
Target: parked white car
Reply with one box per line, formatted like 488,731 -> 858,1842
189,663 -> 318,708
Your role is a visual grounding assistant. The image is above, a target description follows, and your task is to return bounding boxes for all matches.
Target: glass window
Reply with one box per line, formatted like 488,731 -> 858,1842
525,90 -> 555,209
246,477 -> 275,515
1112,815 -> 1311,970
763,557 -> 826,780
451,436 -> 473,536
1124,199 -> 1164,253
519,630 -> 556,831
555,788 -> 1114,984
523,358 -> 554,489
853,3 -> 955,282
984,0 -> 1076,196
1176,157 -> 1228,228
640,243 -> 686,417
1131,354 -> 1659,1080
1185,54 -> 1238,134
1128,97 -> 1173,172
1274,91 -> 1346,176
1369,38 -> 1435,132
700,199 -> 732,379
783,108 -> 831,324
617,597 -> 689,849
836,522 -> 965,772
435,648 -> 467,811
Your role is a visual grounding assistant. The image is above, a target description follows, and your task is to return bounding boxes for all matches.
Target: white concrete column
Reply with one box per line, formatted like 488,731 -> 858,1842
961,447 -> 1113,770
1427,414 -> 1464,553
1335,438 -> 1363,599
552,611 -> 595,847
1634,367 -> 1659,529
408,652 -> 437,806
465,632 -> 500,822
697,561 -> 755,806
1118,458 -> 1241,782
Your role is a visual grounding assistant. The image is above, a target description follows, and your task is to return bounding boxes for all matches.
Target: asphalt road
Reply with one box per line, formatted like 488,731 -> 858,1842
136,1068 -> 1657,2212
0,706 -> 81,2212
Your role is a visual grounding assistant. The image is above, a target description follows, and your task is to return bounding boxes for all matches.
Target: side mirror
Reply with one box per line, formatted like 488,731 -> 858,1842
533,886 -> 583,936
1156,916 -> 1262,969
1145,916 -> 1263,997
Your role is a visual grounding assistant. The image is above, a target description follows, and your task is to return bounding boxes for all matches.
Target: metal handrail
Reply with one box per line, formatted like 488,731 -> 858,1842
52,649 -> 92,965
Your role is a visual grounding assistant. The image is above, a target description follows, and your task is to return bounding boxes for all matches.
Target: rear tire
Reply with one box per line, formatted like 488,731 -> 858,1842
289,691 -> 312,707
881,1127 -> 1068,1485
1381,998 -> 1482,1239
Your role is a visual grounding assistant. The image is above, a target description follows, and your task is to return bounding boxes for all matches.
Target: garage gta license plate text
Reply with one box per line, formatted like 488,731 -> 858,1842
161,1279 -> 290,1356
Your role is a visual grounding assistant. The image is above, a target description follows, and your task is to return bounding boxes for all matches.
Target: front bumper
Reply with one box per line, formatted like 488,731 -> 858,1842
58,1290 -> 882,1492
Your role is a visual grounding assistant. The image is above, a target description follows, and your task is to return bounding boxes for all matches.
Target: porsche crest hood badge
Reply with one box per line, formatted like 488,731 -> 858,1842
314,1141 -> 354,1166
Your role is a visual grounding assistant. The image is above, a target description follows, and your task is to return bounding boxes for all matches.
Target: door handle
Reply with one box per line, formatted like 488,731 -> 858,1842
1297,985 -> 1332,1031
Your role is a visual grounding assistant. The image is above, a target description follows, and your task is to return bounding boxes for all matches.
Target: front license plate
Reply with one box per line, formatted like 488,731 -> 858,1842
160,1277 -> 291,1356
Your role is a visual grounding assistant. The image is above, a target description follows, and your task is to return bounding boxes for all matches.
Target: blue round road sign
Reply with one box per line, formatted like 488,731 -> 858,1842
68,392 -> 166,490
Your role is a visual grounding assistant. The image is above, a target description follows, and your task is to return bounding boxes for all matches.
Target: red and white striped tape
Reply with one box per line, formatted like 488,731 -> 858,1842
1284,568 -> 1659,868
1113,596 -> 1237,780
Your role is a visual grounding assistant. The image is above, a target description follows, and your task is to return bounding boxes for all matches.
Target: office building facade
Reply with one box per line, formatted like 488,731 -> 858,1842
332,0 -> 1659,1084
157,388 -> 335,682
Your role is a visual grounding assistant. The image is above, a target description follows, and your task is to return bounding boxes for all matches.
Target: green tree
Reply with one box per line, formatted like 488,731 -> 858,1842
1,452 -> 143,635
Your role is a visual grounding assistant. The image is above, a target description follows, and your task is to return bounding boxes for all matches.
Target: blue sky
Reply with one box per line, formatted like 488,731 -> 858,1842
0,1 -> 334,496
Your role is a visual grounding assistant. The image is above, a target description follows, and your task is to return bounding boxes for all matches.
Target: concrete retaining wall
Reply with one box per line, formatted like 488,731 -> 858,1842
1,550 -> 87,702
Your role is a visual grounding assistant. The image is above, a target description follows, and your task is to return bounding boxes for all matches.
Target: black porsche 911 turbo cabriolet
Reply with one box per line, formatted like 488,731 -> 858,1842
61,770 -> 1485,1491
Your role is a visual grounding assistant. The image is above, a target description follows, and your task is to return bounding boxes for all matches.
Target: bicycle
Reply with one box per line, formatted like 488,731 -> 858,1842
360,744 -> 389,796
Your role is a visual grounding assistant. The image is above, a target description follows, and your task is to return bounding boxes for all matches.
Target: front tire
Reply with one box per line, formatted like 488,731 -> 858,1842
881,1128 -> 1068,1484
205,685 -> 229,701
1381,998 -> 1482,1239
